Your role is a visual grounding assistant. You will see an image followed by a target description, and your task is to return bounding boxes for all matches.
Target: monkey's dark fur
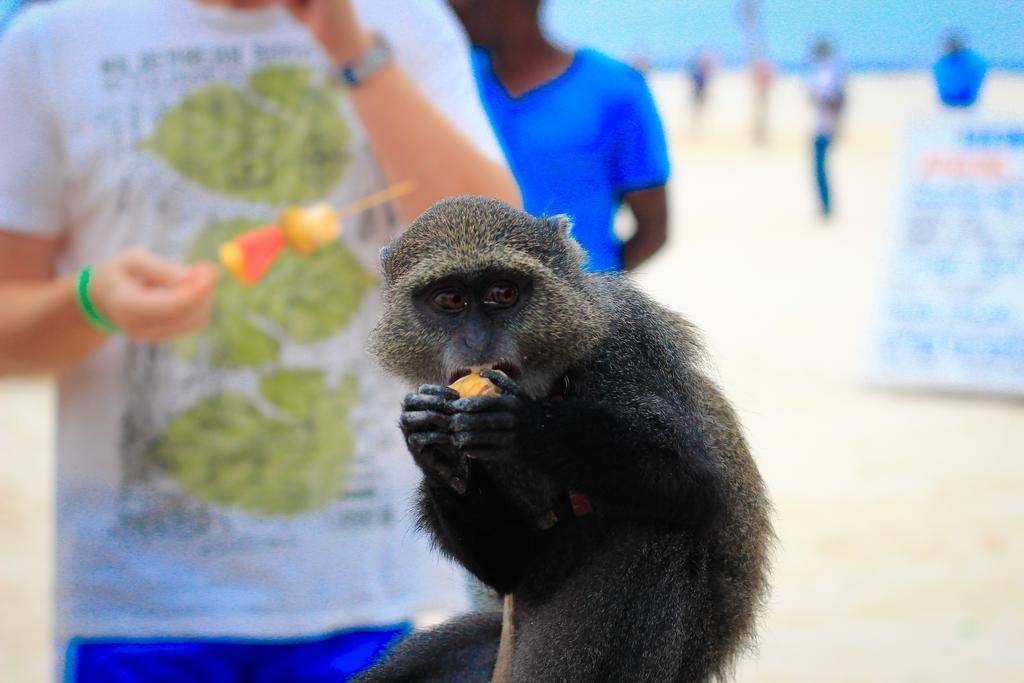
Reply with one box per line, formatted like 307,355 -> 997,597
363,196 -> 772,682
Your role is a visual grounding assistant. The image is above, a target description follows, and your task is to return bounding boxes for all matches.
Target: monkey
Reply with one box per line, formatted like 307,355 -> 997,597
360,195 -> 772,682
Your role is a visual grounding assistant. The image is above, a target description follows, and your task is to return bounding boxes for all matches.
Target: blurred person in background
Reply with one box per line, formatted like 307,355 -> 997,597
628,47 -> 653,76
687,49 -> 716,132
750,56 -> 774,144
933,30 -> 988,108
0,0 -> 34,34
736,0 -> 772,144
448,0 -> 670,272
806,37 -> 846,218
0,0 -> 517,680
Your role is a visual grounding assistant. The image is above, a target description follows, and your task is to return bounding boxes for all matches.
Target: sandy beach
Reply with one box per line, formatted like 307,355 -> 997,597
2,70 -> 1022,682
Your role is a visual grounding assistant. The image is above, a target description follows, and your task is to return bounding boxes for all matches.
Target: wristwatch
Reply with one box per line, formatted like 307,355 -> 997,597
339,34 -> 393,87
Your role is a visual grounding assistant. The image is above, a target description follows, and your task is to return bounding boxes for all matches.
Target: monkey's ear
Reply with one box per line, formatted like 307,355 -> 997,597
548,213 -> 588,265
379,245 -> 392,279
548,214 -> 574,238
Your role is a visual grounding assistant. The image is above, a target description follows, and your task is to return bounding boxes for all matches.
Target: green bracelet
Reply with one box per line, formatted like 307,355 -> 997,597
76,266 -> 119,334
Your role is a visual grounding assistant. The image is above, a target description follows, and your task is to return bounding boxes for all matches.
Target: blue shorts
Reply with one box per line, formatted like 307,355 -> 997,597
66,624 -> 411,683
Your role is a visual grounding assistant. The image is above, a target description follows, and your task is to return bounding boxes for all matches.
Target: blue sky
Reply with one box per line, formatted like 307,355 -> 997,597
546,0 -> 1024,71
3,1 -> 1021,71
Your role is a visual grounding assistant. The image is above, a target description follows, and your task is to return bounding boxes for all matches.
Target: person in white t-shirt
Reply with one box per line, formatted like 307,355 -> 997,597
0,0 -> 518,679
806,37 -> 845,218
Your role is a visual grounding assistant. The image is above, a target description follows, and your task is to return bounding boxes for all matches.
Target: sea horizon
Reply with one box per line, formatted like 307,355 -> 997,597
2,1 -> 1022,73
547,0 -> 1024,73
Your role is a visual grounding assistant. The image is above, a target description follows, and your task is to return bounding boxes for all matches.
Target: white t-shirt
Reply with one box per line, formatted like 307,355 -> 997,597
807,57 -> 844,136
0,0 -> 503,643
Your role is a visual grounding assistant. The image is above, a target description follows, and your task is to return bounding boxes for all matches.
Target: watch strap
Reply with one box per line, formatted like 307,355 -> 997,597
340,34 -> 393,87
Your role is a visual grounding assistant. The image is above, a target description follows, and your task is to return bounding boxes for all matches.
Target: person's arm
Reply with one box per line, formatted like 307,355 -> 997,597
622,185 -> 668,270
0,233 -> 104,375
0,231 -> 218,377
0,15 -> 219,378
607,65 -> 670,270
285,0 -> 520,220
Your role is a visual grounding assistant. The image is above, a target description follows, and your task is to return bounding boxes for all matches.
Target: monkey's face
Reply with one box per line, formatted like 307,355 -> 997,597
370,196 -> 611,399
379,263 -> 584,399
415,267 -> 544,394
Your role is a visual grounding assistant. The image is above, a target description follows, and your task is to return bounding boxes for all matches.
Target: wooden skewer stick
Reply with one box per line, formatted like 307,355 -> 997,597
335,180 -> 416,220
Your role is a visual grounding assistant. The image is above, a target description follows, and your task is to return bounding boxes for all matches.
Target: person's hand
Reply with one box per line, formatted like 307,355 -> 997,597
88,248 -> 218,343
281,0 -> 375,66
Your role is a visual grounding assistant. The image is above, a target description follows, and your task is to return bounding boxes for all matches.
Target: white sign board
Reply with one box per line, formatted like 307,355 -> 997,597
870,118 -> 1024,396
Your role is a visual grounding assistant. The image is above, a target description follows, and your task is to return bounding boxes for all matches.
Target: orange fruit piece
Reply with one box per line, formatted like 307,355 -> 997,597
449,370 -> 506,398
280,203 -> 341,255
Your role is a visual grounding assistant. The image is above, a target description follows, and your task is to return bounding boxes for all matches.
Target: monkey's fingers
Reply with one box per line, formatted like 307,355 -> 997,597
452,431 -> 515,451
450,411 -> 515,433
451,395 -> 522,414
406,431 -> 451,452
479,369 -> 524,396
403,392 -> 456,414
407,433 -> 460,474
406,433 -> 469,494
418,384 -> 460,400
401,410 -> 451,434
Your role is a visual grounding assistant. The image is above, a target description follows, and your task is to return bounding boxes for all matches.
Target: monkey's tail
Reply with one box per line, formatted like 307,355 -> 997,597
353,610 -> 501,683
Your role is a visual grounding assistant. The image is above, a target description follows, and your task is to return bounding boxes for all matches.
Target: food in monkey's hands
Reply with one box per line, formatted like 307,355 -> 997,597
449,369 -> 507,397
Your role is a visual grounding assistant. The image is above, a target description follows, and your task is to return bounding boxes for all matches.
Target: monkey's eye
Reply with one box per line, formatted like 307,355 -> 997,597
432,288 -> 468,313
483,283 -> 519,308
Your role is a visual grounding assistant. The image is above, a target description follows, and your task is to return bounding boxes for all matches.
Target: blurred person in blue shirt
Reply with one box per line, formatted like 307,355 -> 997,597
0,0 -> 28,33
449,0 -> 671,272
933,31 -> 987,108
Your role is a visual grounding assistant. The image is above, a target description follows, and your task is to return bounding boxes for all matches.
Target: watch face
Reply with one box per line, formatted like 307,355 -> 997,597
341,36 -> 392,87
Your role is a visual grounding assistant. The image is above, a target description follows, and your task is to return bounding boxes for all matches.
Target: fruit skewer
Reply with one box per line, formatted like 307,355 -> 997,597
219,181 -> 415,285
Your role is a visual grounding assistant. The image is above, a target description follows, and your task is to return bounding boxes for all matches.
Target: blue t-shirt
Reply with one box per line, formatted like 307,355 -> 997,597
472,48 -> 670,272
933,49 -> 987,107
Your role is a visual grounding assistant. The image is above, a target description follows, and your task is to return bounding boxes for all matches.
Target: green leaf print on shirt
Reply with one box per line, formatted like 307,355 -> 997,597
139,66 -> 375,515
175,217 -> 377,367
141,65 -> 351,204
147,372 -> 359,516
158,214 -> 376,514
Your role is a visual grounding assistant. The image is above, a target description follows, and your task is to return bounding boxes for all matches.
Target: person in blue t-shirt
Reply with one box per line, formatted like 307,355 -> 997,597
933,32 -> 987,108
448,0 -> 671,272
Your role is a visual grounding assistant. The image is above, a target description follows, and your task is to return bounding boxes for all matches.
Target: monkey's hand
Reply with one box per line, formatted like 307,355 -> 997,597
401,385 -> 469,494
449,369 -> 530,462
